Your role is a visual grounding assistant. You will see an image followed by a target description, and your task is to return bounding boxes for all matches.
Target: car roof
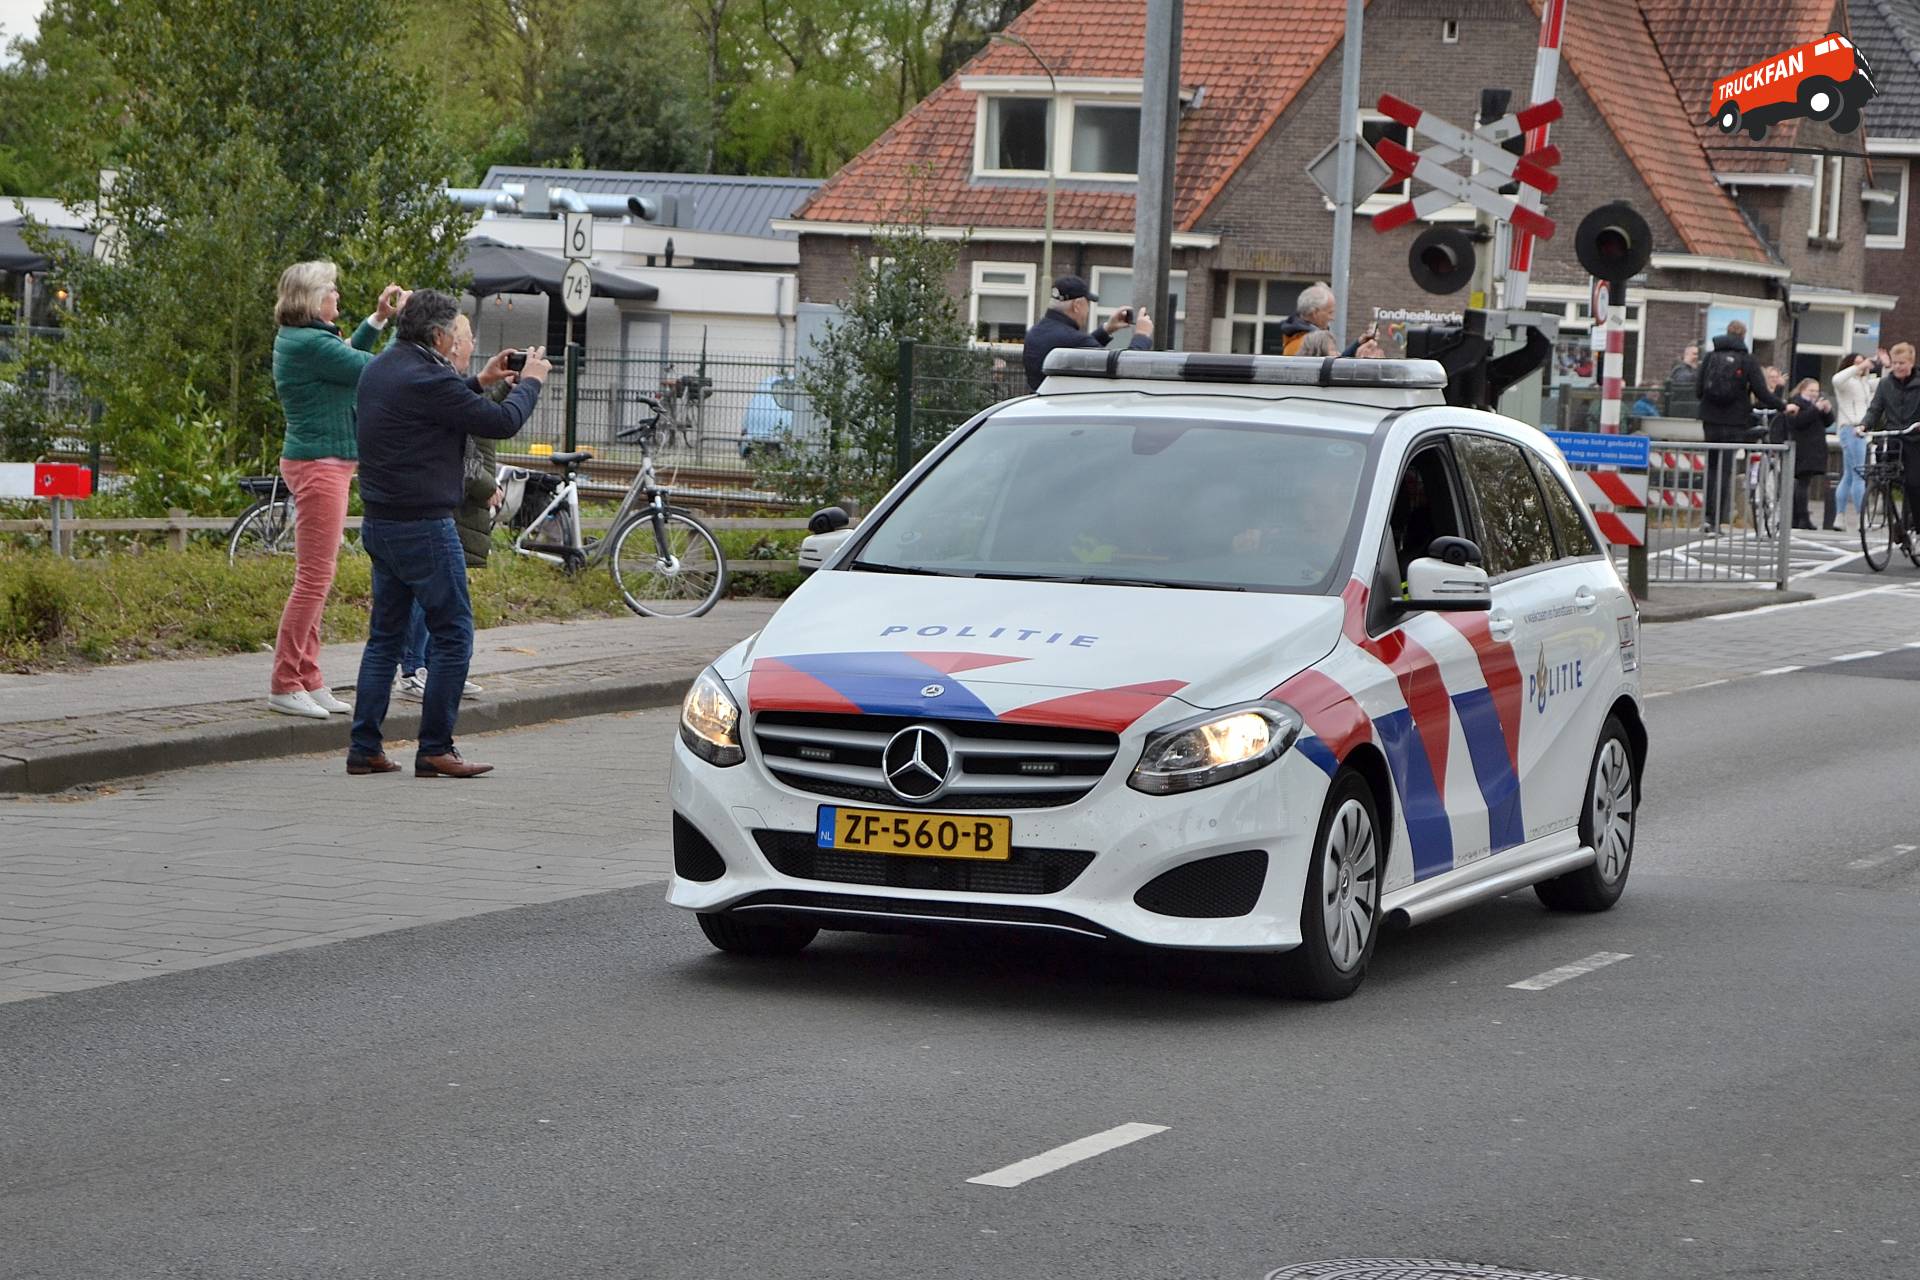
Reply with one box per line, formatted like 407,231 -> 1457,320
987,389 -> 1401,436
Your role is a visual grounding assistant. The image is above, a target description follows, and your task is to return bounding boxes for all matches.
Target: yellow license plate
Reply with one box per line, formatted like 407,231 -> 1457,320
818,806 -> 1012,861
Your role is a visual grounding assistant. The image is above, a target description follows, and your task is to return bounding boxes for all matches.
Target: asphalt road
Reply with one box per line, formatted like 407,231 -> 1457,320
5,665 -> 1920,1280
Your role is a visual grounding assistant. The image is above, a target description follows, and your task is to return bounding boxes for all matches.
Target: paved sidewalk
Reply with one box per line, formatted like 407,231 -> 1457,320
0,604 -> 776,793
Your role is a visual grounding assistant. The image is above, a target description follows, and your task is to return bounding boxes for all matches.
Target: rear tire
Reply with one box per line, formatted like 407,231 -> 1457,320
1256,770 -> 1382,1001
697,912 -> 817,956
1536,716 -> 1637,912
610,508 -> 728,618
226,499 -> 295,563
1716,103 -> 1741,134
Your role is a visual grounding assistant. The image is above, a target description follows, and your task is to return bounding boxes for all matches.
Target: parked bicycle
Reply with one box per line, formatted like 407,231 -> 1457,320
1744,410 -> 1782,538
226,475 -> 362,564
652,365 -> 713,450
1858,424 -> 1920,572
497,397 -> 727,617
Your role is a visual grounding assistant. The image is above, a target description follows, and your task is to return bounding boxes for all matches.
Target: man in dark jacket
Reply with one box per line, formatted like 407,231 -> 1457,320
1663,342 -> 1699,415
347,290 -> 548,779
1861,341 -> 1920,528
1022,275 -> 1155,391
1697,321 -> 1784,534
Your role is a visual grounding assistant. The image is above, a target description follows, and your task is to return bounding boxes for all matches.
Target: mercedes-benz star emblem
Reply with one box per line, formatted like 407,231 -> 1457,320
920,683 -> 945,698
882,726 -> 954,802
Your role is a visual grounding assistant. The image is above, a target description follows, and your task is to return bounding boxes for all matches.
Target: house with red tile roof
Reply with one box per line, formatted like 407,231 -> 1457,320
782,0 -> 1913,419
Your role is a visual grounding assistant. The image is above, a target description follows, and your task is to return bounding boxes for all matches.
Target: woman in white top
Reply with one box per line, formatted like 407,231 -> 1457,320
1829,350 -> 1885,531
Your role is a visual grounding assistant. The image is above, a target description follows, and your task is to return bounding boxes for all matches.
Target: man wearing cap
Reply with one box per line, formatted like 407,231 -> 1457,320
1022,274 -> 1155,392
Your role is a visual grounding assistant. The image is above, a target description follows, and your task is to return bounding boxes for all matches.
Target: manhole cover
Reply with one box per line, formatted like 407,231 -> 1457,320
1268,1263 -> 1599,1280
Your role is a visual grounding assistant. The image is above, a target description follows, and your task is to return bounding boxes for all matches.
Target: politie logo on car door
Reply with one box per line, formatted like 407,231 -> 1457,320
1530,644 -> 1584,714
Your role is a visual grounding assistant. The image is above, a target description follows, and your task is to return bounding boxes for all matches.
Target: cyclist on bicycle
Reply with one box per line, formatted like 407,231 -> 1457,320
1860,341 -> 1920,526
1697,319 -> 1784,535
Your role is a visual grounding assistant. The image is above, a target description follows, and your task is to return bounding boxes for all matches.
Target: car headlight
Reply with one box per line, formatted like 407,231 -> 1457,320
1127,703 -> 1302,795
680,668 -> 744,766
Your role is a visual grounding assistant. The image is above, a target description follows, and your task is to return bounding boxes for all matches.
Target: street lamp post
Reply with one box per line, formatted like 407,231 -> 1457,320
991,33 -> 1058,294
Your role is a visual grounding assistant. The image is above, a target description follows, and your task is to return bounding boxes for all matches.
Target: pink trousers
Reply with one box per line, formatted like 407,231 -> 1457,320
271,458 -> 356,695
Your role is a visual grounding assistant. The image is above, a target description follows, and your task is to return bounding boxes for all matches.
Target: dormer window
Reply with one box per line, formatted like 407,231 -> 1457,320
968,77 -> 1158,179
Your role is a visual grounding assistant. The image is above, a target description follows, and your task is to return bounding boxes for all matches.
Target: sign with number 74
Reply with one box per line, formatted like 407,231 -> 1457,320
560,259 -> 592,317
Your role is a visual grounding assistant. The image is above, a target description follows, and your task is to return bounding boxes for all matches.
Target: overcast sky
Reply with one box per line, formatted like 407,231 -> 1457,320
0,0 -> 43,54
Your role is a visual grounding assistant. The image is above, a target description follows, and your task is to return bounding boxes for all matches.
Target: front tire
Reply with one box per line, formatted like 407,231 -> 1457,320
697,912 -> 817,956
1258,770 -> 1383,1001
610,509 -> 728,618
1862,483 -> 1893,571
1798,76 -> 1843,121
1536,716 -> 1637,912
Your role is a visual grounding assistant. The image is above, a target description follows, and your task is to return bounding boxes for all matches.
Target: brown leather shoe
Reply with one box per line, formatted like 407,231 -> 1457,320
415,749 -> 494,779
346,753 -> 401,776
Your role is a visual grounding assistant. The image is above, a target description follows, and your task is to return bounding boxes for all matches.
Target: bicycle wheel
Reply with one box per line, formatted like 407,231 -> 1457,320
1749,461 -> 1778,536
1861,483 -> 1893,571
609,508 -> 728,618
226,499 -> 296,563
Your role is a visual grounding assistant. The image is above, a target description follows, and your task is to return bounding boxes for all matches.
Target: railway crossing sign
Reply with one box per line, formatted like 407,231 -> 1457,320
562,211 -> 594,261
1370,93 -> 1563,238
1305,136 -> 1397,207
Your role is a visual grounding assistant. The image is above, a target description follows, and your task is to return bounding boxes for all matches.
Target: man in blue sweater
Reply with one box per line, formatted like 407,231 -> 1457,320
347,290 -> 548,779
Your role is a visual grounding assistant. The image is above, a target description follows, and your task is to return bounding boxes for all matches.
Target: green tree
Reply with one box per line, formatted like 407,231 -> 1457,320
762,204 -> 998,509
527,0 -> 712,172
31,0 -> 471,508
0,4 -> 124,196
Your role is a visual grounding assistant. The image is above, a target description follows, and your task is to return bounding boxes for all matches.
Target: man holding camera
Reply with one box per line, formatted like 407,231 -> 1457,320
346,290 -> 550,779
1022,275 -> 1154,392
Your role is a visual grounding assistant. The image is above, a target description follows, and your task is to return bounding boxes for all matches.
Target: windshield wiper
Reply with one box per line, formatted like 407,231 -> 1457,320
1073,576 -> 1248,591
849,561 -> 964,577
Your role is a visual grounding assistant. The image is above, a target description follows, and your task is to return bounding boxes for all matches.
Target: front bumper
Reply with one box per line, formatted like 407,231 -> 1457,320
665,734 -> 1331,951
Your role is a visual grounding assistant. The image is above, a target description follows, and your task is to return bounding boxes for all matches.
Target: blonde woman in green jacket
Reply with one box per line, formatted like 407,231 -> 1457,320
267,261 -> 407,720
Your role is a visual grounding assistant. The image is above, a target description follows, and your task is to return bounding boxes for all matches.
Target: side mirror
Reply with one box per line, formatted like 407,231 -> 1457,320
807,505 -> 851,535
1405,557 -> 1492,611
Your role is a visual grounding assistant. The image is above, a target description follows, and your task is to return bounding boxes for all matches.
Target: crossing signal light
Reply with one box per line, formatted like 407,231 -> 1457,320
1575,202 -> 1652,290
1409,226 -> 1477,295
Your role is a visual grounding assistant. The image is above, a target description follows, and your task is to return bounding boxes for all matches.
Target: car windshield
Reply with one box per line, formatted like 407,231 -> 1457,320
852,415 -> 1371,593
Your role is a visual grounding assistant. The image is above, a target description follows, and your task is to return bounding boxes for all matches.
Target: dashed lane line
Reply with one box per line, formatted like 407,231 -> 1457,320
966,1123 -> 1169,1188
1848,844 -> 1918,871
1757,665 -> 1803,676
1831,650 -> 1885,662
1508,951 -> 1634,992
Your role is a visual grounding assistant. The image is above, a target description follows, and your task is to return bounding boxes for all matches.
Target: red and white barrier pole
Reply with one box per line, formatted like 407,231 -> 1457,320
1504,0 -> 1568,309
1598,297 -> 1626,435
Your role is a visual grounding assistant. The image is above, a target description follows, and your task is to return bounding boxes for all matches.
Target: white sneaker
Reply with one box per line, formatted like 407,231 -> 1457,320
307,687 -> 352,714
395,670 -> 428,701
268,690 -> 330,720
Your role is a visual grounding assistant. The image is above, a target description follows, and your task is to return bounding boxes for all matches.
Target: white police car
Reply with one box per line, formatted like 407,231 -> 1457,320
670,350 -> 1644,999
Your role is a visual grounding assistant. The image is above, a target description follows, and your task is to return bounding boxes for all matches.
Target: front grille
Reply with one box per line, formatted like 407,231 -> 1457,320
1133,850 -> 1269,918
752,711 -> 1119,809
673,813 -> 727,882
753,829 -> 1093,895
730,889 -> 1110,938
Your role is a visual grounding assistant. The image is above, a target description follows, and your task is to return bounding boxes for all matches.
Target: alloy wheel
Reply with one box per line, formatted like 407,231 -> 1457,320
1320,798 -> 1379,972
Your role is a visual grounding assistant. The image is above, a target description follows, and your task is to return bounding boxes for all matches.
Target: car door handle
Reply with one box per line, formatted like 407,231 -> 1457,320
1488,614 -> 1515,641
1572,588 -> 1598,612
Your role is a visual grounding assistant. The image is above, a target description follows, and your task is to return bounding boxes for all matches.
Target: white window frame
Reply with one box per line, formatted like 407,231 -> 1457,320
1828,156 -> 1844,241
969,260 -> 1036,349
1442,19 -> 1460,43
974,96 -> 1054,178
1808,156 -> 1824,238
1525,285 -> 1647,385
1224,274 -> 1314,355
1089,266 -> 1187,349
1865,158 -> 1908,250
973,93 -> 1143,180
1811,156 -> 1845,240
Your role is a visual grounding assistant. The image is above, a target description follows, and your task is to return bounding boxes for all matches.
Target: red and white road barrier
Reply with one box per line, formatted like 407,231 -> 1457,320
1504,0 -> 1569,308
1591,509 -> 1647,546
1656,450 -> 1707,471
1573,470 -> 1648,507
0,462 -> 93,499
1597,301 -> 1627,434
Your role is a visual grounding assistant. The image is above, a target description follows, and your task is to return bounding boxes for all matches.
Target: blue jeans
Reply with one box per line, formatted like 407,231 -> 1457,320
352,518 -> 474,760
1832,427 -> 1867,516
400,601 -> 429,676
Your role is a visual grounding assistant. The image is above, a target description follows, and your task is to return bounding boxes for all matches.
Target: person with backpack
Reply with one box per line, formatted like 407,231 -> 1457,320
1697,320 -> 1784,535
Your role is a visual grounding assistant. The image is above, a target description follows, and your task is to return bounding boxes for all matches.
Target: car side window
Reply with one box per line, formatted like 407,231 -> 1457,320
1530,454 -> 1602,559
1385,441 -> 1472,580
1453,433 -> 1558,577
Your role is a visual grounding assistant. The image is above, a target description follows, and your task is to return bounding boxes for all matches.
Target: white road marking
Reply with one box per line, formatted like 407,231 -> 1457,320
1702,585 -> 1910,620
966,1123 -> 1168,1188
1831,650 -> 1884,662
1757,665 -> 1803,676
1508,951 -> 1633,991
1848,844 -> 1918,871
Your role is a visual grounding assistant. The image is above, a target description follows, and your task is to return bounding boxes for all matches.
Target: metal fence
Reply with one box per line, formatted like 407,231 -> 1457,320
1630,438 -> 1793,588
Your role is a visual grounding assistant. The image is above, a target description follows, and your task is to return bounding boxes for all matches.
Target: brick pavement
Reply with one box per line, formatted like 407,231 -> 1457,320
0,707 -> 680,1002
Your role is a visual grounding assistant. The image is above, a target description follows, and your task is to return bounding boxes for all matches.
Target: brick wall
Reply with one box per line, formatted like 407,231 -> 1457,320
1871,156 -> 1919,347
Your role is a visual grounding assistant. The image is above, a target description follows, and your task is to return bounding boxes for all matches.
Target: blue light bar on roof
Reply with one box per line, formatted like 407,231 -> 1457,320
1041,348 -> 1449,389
